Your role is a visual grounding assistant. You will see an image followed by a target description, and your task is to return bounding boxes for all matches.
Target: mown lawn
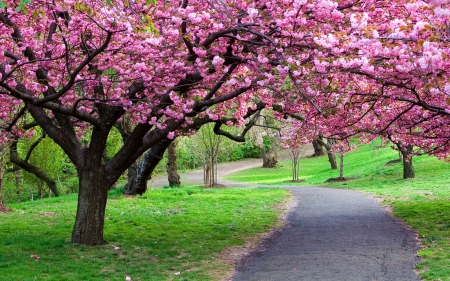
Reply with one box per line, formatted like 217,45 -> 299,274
0,186 -> 287,281
225,142 -> 450,281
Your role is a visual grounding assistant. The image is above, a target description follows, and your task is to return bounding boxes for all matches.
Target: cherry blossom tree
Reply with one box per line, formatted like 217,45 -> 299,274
2,0 -> 450,246
303,0 -> 450,159
0,0 -> 327,245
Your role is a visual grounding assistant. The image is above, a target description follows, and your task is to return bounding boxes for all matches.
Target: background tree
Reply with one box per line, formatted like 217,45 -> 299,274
312,138 -> 325,157
166,141 -> 180,187
0,143 -> 8,204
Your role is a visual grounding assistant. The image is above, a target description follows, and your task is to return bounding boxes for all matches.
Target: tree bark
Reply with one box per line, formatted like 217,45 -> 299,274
71,167 -> 110,245
261,141 -> 278,168
166,142 -> 180,187
312,138 -> 325,157
0,146 -> 5,205
327,151 -> 338,170
316,137 -> 338,169
339,153 -> 344,179
326,138 -> 337,170
124,139 -> 173,195
401,145 -> 415,179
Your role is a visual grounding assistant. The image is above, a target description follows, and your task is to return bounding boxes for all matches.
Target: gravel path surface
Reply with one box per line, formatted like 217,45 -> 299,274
149,146 -> 420,280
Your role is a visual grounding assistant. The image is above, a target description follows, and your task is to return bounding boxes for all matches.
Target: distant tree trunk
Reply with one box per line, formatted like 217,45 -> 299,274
204,162 -> 210,186
289,148 -> 301,181
0,177 -> 2,205
401,145 -> 415,179
316,136 -> 338,170
124,139 -> 173,195
339,153 -> 344,179
203,152 -> 217,187
325,138 -> 338,169
124,162 -> 137,190
328,151 -> 338,170
14,165 -> 22,202
262,137 -> 279,168
312,138 -> 325,157
0,146 -> 5,204
166,142 -> 180,187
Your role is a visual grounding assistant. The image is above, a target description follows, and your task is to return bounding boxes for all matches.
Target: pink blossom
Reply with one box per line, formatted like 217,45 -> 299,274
212,56 -> 225,67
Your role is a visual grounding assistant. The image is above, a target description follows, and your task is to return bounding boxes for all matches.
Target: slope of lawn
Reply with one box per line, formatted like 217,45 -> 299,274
225,142 -> 450,280
0,186 -> 287,281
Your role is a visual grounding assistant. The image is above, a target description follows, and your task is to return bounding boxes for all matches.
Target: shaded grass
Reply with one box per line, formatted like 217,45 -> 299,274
1,187 -> 287,281
225,142 -> 450,280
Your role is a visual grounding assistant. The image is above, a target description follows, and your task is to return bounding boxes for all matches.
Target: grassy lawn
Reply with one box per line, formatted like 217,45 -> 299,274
0,186 -> 287,281
225,143 -> 450,280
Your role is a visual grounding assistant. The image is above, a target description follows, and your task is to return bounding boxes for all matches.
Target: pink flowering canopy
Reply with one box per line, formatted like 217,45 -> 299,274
0,0 -> 449,158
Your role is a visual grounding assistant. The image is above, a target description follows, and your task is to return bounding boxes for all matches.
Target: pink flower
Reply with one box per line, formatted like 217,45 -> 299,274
212,56 -> 225,67
167,131 -> 175,139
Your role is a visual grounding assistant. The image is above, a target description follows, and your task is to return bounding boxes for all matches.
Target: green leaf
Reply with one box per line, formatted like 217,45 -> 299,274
0,1 -> 7,8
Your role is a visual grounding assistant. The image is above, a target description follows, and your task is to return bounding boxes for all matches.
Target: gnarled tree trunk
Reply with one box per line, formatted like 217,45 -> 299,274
166,141 -> 180,187
124,139 -> 173,195
262,137 -> 279,168
316,136 -> 338,170
312,138 -> 325,157
401,145 -> 415,179
71,167 -> 110,245
0,145 -> 6,204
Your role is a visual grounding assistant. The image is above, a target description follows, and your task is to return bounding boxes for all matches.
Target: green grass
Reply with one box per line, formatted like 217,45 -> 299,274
0,186 -> 287,281
225,142 -> 450,280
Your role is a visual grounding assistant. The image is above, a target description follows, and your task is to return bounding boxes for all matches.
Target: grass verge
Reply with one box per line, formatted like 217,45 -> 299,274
225,142 -> 450,281
0,186 -> 287,281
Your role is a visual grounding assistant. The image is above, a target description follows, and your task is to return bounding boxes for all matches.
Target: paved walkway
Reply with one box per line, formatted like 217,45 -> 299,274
150,153 -> 420,281
231,187 -> 420,281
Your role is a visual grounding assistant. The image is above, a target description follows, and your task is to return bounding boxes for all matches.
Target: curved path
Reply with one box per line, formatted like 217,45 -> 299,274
231,187 -> 420,281
150,156 -> 420,281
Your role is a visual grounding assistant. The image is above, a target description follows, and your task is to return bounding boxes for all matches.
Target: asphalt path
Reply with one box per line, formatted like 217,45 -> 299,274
150,158 -> 420,281
231,186 -> 420,281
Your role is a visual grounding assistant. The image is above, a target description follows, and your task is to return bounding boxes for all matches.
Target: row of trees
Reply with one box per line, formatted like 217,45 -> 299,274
1,0 -> 449,245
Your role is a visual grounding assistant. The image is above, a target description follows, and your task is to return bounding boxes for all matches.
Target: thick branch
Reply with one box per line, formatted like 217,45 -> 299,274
9,140 -> 59,196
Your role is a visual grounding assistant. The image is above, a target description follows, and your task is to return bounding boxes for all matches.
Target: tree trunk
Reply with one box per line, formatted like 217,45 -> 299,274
327,152 -> 338,170
339,153 -> 344,179
262,145 -> 278,168
401,145 -> 415,179
166,142 -> 180,187
124,140 -> 172,195
327,138 -> 338,170
0,146 -> 5,204
71,168 -> 110,245
204,162 -> 210,186
14,165 -> 23,202
312,139 -> 325,157
292,157 -> 300,181
316,137 -> 338,170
